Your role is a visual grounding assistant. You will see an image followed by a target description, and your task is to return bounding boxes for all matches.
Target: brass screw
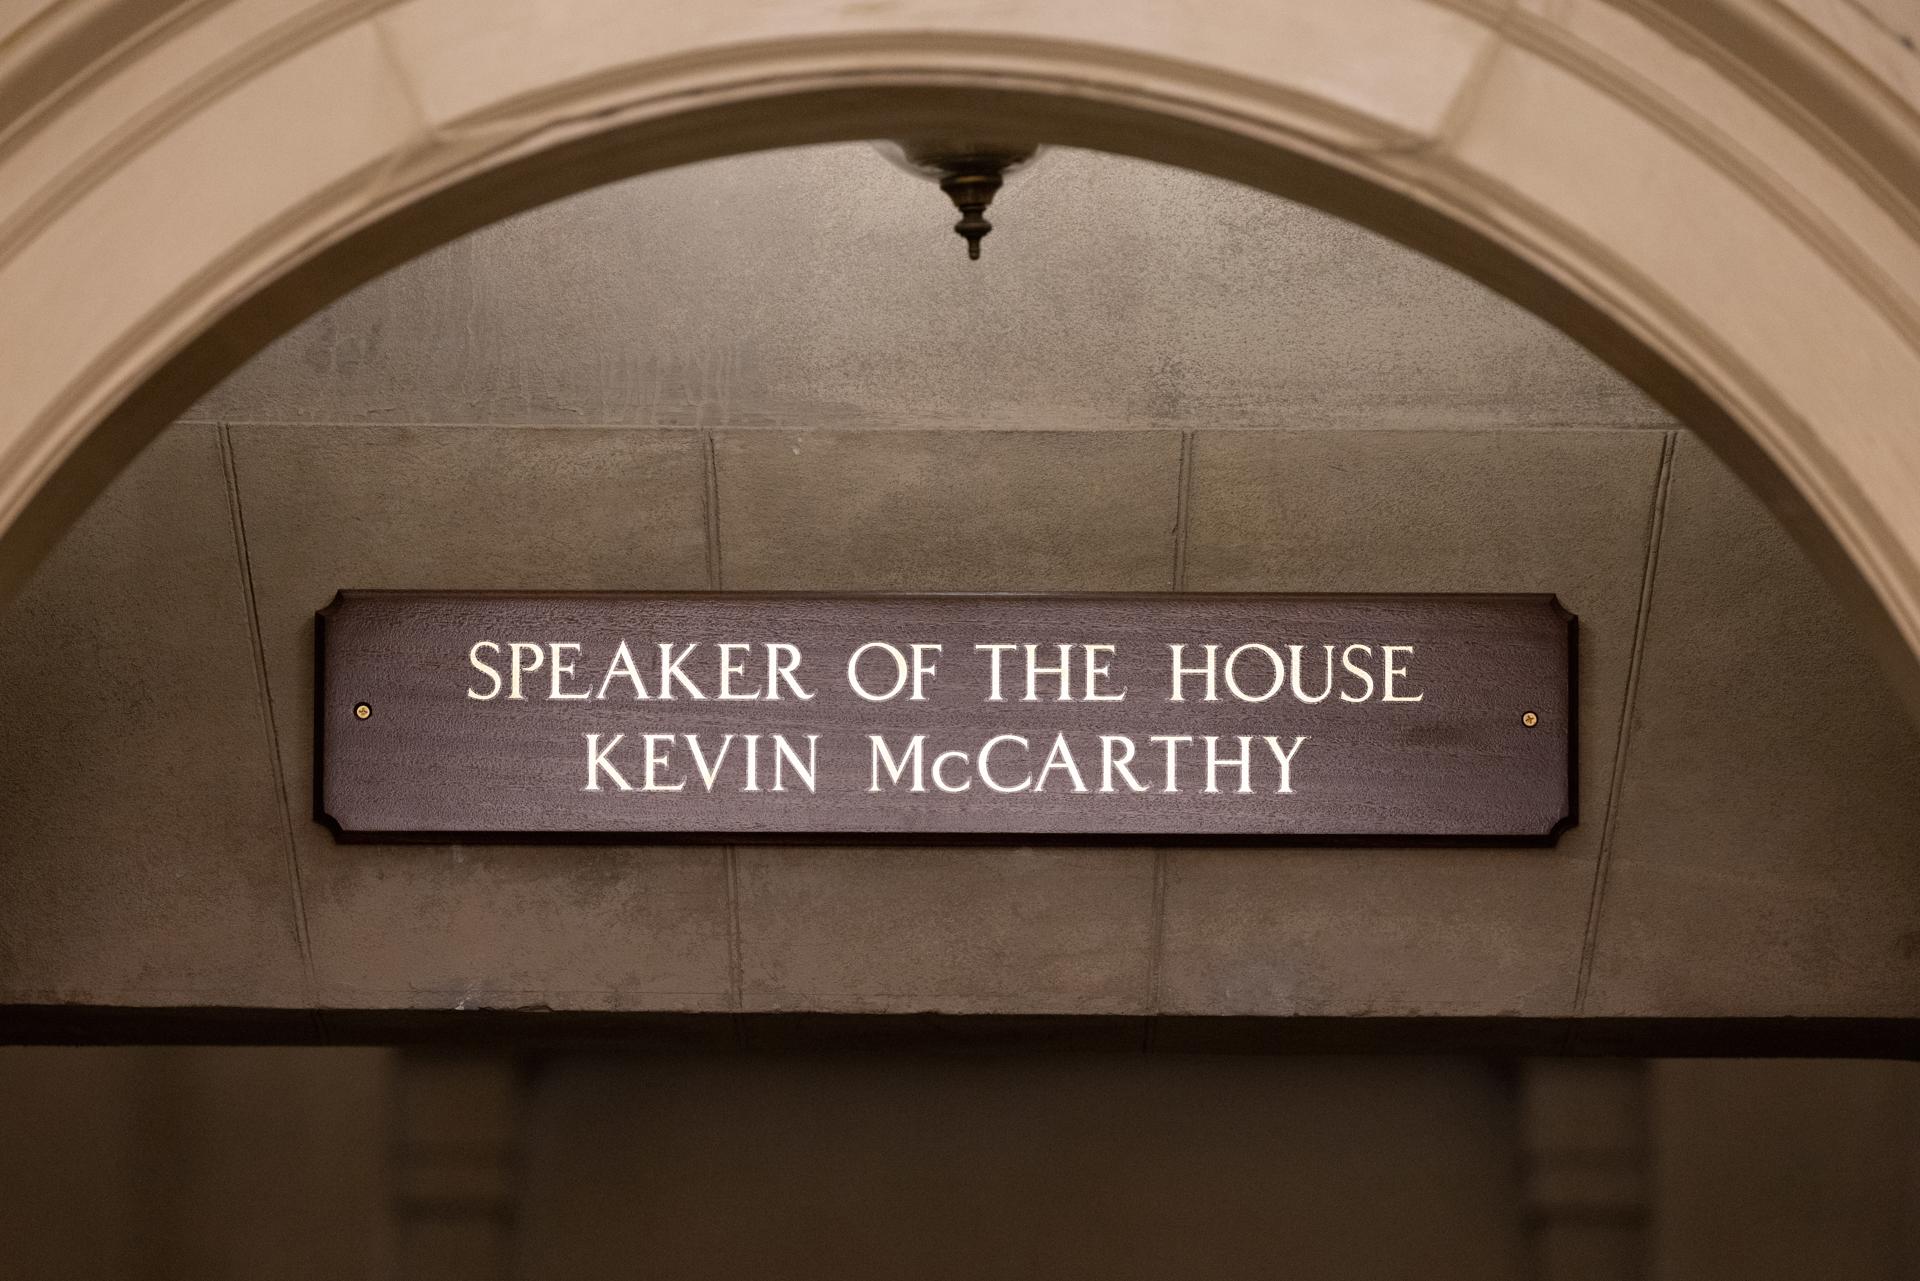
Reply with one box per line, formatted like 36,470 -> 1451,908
353,702 -> 372,721
1522,711 -> 1538,728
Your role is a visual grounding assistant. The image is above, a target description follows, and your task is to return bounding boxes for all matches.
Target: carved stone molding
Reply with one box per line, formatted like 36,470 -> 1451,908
2,0 -> 1920,720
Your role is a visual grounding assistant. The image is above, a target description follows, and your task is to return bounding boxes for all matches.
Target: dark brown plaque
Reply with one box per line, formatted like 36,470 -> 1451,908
317,592 -> 1574,841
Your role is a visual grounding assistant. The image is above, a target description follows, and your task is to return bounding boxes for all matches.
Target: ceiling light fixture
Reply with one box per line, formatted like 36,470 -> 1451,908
872,139 -> 1043,260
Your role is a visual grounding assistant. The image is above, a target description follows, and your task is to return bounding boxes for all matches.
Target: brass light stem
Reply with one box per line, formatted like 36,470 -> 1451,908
872,139 -> 1041,260
939,170 -> 1005,260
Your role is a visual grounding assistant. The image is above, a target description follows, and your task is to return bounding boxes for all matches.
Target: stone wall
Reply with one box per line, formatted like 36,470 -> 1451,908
3,147 -> 1915,1027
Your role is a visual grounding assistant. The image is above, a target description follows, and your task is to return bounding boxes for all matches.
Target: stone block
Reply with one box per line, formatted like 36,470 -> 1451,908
1584,435 -> 1920,1016
715,429 -> 1181,591
1159,427 -> 1665,1015
734,844 -> 1157,1014
0,426 -> 307,1004
228,424 -> 732,1009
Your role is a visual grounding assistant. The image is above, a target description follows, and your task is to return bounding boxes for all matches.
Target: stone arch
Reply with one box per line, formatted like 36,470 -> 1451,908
4,0 -> 1920,701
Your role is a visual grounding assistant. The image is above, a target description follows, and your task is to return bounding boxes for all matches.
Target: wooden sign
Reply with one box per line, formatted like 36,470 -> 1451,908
317,592 -> 1574,841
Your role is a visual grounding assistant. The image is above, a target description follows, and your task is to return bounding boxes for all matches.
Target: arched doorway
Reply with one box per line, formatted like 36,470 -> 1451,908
4,0 -> 1920,705
6,133 -> 1920,1279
